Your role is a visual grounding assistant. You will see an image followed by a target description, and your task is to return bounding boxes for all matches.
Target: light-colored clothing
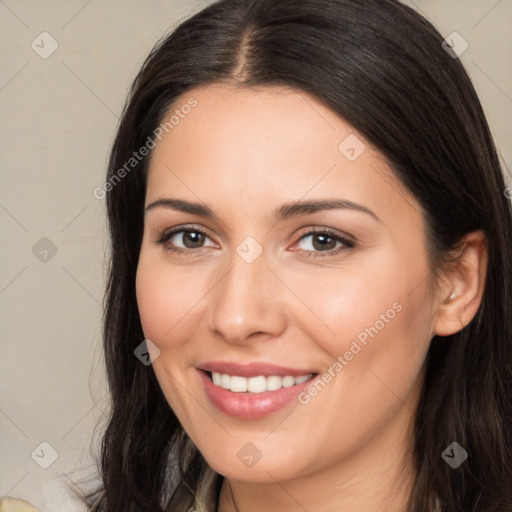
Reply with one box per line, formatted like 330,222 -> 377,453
0,497 -> 38,512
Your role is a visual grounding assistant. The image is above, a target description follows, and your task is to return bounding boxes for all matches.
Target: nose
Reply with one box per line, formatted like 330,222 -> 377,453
206,247 -> 287,346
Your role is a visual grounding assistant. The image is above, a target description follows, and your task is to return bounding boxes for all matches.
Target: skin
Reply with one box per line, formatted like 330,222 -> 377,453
135,83 -> 487,511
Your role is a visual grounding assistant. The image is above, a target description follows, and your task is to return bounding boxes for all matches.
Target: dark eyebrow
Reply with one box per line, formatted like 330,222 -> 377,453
145,198 -> 217,218
145,198 -> 381,223
274,199 -> 380,223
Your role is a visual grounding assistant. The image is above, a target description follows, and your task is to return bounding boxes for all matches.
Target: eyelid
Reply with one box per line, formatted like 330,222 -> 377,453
294,226 -> 356,244
291,227 -> 355,256
154,223 -> 355,257
154,224 -> 216,246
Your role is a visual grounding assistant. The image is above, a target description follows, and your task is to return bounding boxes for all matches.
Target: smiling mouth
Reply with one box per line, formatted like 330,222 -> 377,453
205,371 -> 317,394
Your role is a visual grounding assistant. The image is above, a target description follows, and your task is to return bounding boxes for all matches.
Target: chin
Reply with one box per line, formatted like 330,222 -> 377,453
195,438 -> 314,484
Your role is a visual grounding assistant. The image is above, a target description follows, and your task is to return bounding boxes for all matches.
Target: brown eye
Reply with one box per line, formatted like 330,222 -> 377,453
171,230 -> 206,249
300,233 -> 338,251
156,226 -> 216,254
295,228 -> 354,258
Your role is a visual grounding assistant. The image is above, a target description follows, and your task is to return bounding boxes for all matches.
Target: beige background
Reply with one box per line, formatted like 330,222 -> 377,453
1,0 -> 510,510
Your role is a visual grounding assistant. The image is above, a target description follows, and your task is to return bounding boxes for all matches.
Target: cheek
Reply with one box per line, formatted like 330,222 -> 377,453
135,252 -> 202,347
292,250 -> 432,359
135,254 -> 203,433
135,260 -> 166,341
278,267 -> 432,473
295,249 -> 433,419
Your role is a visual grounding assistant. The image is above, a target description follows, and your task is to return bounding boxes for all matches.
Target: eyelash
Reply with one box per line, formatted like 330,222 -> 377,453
155,225 -> 355,259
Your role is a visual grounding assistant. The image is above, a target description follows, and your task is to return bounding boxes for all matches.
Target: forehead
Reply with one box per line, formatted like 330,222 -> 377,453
146,83 -> 422,232
150,83 -> 349,170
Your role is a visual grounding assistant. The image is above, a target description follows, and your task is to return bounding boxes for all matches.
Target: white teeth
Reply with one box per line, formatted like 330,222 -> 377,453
230,375 -> 248,392
247,376 -> 267,393
220,373 -> 231,389
282,376 -> 295,388
266,375 -> 282,391
294,374 -> 310,385
210,372 -> 313,393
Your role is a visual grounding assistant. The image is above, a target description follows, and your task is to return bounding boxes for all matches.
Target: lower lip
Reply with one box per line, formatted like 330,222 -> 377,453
198,370 -> 317,420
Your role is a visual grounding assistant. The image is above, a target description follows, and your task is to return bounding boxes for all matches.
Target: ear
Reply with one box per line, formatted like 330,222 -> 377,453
433,230 -> 488,337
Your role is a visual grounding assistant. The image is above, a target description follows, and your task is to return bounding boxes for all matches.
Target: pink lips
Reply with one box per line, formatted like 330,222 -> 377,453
197,361 -> 317,420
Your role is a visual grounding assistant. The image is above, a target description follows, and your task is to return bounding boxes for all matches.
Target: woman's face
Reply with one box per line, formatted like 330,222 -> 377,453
136,83 -> 439,483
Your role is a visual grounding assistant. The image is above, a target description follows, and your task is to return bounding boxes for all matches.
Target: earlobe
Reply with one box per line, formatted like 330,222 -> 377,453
433,230 -> 488,337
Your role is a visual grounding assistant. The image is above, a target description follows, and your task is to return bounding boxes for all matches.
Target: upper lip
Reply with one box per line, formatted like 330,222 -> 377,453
198,361 -> 317,378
